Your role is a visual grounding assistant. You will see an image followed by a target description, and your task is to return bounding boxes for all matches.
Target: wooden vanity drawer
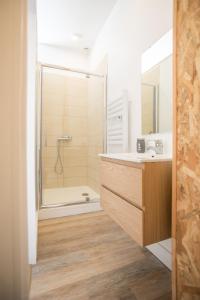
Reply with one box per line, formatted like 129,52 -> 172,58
101,160 -> 143,208
100,158 -> 172,246
101,187 -> 143,245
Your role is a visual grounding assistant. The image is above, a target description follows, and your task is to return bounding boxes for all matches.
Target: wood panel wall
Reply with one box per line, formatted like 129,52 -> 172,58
0,0 -> 30,299
174,0 -> 200,299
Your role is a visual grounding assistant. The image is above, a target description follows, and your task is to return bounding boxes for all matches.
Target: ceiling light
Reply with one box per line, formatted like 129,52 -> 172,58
72,33 -> 82,41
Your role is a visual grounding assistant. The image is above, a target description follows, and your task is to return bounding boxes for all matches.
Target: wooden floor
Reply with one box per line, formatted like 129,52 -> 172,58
30,211 -> 171,300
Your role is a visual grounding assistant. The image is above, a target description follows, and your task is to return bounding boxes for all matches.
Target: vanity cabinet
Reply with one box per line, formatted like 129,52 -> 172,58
100,157 -> 172,246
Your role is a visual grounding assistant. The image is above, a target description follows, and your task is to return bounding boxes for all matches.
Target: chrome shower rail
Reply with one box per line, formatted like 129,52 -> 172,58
40,63 -> 104,78
40,198 -> 99,209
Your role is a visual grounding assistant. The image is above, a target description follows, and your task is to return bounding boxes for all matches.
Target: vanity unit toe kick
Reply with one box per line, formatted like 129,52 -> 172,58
100,157 -> 172,246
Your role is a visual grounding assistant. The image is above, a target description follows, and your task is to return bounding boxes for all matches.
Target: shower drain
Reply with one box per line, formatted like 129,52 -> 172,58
82,193 -> 89,196
81,192 -> 90,202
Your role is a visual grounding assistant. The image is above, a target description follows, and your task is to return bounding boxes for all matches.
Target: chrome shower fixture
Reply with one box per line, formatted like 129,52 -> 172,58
57,135 -> 72,141
54,135 -> 72,174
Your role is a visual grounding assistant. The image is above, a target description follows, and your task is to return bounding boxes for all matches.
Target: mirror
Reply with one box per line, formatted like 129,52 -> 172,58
141,30 -> 172,135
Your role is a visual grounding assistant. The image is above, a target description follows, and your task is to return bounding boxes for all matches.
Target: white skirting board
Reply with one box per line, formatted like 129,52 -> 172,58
146,238 -> 172,270
39,201 -> 102,220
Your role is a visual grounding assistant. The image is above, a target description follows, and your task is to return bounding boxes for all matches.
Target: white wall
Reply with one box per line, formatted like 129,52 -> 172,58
27,0 -> 37,264
38,44 -> 89,70
159,56 -> 173,133
90,1 -> 173,268
90,0 -> 173,152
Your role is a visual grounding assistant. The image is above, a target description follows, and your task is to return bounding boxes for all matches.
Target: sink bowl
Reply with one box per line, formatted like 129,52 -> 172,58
99,152 -> 172,163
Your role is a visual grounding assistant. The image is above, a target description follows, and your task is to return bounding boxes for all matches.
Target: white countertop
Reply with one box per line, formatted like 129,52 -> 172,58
99,152 -> 172,163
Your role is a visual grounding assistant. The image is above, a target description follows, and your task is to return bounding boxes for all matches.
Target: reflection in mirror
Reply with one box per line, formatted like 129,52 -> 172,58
142,55 -> 172,134
141,30 -> 172,135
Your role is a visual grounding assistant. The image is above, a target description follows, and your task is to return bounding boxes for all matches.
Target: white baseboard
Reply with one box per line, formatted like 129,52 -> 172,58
39,201 -> 102,220
146,239 -> 172,270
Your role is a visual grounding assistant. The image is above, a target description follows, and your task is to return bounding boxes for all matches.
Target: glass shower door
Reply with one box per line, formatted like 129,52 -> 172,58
41,66 -> 104,207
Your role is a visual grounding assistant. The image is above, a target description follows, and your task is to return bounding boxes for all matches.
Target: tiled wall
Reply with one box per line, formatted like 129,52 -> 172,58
42,69 -> 104,192
174,1 -> 200,298
42,70 -> 88,189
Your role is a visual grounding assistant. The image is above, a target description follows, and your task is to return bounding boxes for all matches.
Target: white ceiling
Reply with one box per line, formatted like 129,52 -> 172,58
37,0 -> 117,51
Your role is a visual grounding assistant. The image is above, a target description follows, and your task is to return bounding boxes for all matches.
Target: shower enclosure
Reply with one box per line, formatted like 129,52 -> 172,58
39,65 -> 106,208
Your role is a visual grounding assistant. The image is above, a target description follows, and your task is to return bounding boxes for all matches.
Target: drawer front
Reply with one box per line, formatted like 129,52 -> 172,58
101,187 -> 144,246
101,160 -> 143,207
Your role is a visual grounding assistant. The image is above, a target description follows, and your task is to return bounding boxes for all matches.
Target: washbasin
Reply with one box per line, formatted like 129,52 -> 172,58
99,152 -> 172,163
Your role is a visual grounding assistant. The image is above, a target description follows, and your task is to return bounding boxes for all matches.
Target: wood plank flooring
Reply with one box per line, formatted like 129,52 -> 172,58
30,211 -> 171,300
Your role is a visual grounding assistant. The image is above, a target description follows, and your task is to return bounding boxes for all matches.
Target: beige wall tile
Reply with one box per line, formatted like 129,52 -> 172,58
44,178 -> 59,189
63,177 -> 87,187
87,178 -> 100,194
43,157 -> 57,169
43,73 -> 66,92
63,147 -> 88,159
43,91 -> 65,106
87,157 -> 100,170
64,95 -> 88,107
63,157 -> 87,167
44,147 -> 58,158
63,116 -> 88,136
57,176 -> 64,187
64,166 -> 87,178
65,78 -> 88,98
43,168 -> 57,180
42,69 -> 104,192
64,105 -> 87,117
43,116 -> 63,136
43,103 -> 64,117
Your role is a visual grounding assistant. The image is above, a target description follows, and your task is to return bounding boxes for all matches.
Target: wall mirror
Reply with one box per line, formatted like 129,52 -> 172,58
141,30 -> 172,135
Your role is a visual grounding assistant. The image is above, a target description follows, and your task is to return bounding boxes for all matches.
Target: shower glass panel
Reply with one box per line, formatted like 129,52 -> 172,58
41,66 -> 105,207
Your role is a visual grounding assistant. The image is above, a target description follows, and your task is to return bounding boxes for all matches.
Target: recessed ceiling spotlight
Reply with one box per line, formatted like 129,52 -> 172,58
72,33 -> 82,41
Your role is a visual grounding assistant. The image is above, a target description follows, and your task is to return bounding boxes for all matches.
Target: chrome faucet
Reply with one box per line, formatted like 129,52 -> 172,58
155,139 -> 164,154
146,139 -> 163,154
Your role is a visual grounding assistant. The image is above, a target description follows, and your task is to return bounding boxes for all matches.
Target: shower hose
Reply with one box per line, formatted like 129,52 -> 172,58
54,140 -> 64,175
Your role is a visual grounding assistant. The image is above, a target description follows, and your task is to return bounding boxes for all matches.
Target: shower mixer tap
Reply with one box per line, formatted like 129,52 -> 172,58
55,135 -> 72,175
57,135 -> 72,141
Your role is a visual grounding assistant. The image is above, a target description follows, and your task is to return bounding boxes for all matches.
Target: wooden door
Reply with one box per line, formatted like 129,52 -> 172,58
173,0 -> 200,298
